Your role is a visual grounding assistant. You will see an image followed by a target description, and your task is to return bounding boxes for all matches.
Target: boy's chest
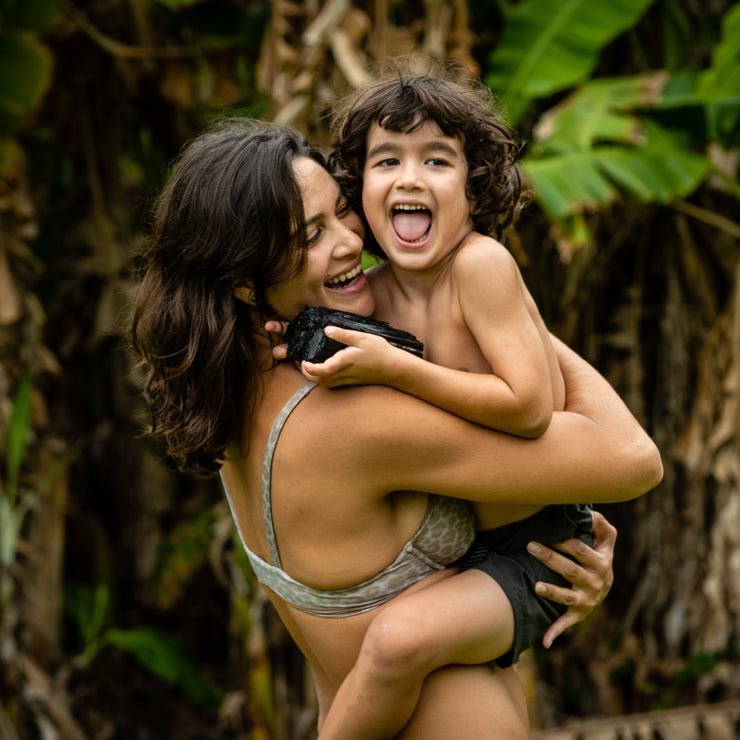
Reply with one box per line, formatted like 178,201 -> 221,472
423,323 -> 493,373
371,275 -> 492,373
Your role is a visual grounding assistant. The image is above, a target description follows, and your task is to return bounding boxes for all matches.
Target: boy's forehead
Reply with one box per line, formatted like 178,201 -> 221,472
366,120 -> 464,151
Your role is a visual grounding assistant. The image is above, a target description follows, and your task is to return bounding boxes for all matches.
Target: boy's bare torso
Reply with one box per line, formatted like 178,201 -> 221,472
368,239 -> 551,530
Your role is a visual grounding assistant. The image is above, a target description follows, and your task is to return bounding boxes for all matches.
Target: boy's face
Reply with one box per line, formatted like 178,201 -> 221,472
362,121 -> 474,274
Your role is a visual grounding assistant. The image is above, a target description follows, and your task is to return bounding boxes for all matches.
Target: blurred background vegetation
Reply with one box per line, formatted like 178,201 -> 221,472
1,0 -> 739,738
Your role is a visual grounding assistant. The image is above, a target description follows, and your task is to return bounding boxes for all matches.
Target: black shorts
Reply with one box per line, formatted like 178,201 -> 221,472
457,504 -> 594,668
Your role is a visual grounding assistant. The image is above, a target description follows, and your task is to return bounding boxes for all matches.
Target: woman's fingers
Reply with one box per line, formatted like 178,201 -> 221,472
591,510 -> 618,558
265,320 -> 288,336
540,612 -> 579,649
527,511 -> 619,648
530,541 -> 606,606
527,541 -> 584,585
265,320 -> 289,359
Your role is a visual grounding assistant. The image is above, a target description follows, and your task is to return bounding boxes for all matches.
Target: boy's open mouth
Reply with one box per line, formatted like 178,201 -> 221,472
326,263 -> 363,289
392,204 -> 431,244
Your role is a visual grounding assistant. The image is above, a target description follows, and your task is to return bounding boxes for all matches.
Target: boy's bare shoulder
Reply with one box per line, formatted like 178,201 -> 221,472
452,232 -> 519,283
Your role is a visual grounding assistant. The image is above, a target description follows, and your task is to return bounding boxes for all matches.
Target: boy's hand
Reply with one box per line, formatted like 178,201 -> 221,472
265,320 -> 289,360
300,325 -> 402,388
527,510 -> 617,648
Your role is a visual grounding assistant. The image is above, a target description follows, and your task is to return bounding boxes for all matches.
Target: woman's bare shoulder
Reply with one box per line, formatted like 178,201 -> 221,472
290,384 -> 410,448
280,383 -> 458,484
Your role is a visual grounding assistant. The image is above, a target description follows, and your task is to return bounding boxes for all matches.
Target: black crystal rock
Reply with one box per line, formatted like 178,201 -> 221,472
285,305 -> 424,363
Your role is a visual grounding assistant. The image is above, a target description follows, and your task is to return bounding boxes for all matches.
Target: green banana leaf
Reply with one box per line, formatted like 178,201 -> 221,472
106,627 -> 225,712
629,6 -> 740,147
698,3 -> 740,145
0,30 -> 53,133
1,0 -> 62,31
488,0 -> 656,123
5,377 -> 32,492
532,73 -> 668,154
524,116 -> 709,219
699,2 -> 740,97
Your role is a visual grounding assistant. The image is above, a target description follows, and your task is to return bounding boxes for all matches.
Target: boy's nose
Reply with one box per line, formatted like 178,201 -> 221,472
396,161 -> 423,189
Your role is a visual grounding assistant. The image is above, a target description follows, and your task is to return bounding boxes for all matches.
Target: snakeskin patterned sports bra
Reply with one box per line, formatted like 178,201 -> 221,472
221,382 -> 476,618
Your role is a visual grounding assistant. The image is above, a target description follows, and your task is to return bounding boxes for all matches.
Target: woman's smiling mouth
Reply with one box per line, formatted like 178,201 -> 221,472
326,263 -> 363,289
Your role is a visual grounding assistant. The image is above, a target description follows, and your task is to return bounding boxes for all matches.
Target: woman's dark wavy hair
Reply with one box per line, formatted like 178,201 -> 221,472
131,120 -> 327,476
330,61 -> 524,259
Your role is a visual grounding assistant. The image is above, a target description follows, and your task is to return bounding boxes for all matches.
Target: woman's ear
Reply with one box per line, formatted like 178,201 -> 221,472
234,283 -> 257,305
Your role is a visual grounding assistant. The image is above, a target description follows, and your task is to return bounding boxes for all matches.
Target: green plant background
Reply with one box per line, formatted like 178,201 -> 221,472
1,0 -> 738,737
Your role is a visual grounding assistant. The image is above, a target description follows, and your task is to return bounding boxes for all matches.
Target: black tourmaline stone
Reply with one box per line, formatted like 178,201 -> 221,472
285,305 -> 424,363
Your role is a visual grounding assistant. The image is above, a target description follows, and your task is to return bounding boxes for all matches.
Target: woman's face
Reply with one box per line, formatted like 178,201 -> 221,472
266,157 -> 375,320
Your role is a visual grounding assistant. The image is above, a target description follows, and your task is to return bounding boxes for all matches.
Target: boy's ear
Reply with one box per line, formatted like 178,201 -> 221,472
234,283 -> 257,305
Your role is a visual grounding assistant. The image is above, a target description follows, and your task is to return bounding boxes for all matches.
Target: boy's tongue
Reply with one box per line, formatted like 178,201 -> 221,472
393,210 -> 431,242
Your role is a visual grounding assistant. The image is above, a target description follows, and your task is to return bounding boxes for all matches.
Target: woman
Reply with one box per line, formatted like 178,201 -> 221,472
131,120 -> 662,737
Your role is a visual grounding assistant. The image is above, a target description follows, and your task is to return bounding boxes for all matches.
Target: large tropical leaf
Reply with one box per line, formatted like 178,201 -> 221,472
0,31 -> 53,133
4,377 -> 32,492
597,121 -> 710,201
532,73 -> 667,154
639,6 -> 740,149
487,0 -> 656,123
523,77 -> 711,219
105,627 -> 225,712
1,0 -> 62,31
698,3 -> 740,146
699,2 -> 740,97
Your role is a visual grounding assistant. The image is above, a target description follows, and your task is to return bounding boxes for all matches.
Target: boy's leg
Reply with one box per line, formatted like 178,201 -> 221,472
318,570 -> 514,740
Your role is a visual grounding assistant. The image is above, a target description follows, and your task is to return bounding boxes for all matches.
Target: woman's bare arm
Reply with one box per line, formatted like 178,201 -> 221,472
334,339 -> 662,507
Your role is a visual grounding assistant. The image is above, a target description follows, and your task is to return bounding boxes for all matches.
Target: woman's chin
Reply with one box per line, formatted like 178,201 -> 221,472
323,274 -> 374,316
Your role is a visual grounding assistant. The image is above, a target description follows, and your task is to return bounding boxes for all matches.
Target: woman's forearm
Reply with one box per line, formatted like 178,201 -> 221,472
348,342 -> 663,507
550,337 -> 664,497
554,338 -> 659,462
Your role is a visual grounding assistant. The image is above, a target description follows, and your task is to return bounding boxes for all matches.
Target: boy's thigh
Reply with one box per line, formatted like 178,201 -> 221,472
471,549 -> 571,667
379,568 -> 515,667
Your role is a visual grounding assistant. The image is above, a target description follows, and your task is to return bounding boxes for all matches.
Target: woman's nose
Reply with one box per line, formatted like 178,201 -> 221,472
335,216 -> 364,254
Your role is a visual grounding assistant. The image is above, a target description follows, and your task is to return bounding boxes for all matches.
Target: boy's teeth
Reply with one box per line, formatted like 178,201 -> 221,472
327,264 -> 362,286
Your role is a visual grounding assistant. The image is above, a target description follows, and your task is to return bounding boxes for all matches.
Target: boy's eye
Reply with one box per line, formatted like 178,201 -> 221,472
375,157 -> 398,167
427,157 -> 449,166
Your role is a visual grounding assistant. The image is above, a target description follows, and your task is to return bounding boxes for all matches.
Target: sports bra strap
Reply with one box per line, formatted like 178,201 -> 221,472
262,382 -> 317,568
219,380 -> 475,618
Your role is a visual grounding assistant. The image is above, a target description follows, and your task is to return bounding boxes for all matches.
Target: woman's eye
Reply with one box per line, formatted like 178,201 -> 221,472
337,199 -> 352,216
307,226 -> 323,245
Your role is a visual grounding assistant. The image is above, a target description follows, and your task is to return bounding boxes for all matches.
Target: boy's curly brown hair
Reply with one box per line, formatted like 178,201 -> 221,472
329,61 -> 524,259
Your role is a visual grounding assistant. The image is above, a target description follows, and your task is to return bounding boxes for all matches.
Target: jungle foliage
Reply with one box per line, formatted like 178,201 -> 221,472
1,0 -> 739,738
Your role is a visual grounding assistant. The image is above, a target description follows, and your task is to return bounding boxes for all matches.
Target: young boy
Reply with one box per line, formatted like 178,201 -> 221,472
297,68 -> 596,739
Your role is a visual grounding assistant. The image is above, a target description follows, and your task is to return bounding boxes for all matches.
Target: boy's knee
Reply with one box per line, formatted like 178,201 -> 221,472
360,603 -> 432,682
